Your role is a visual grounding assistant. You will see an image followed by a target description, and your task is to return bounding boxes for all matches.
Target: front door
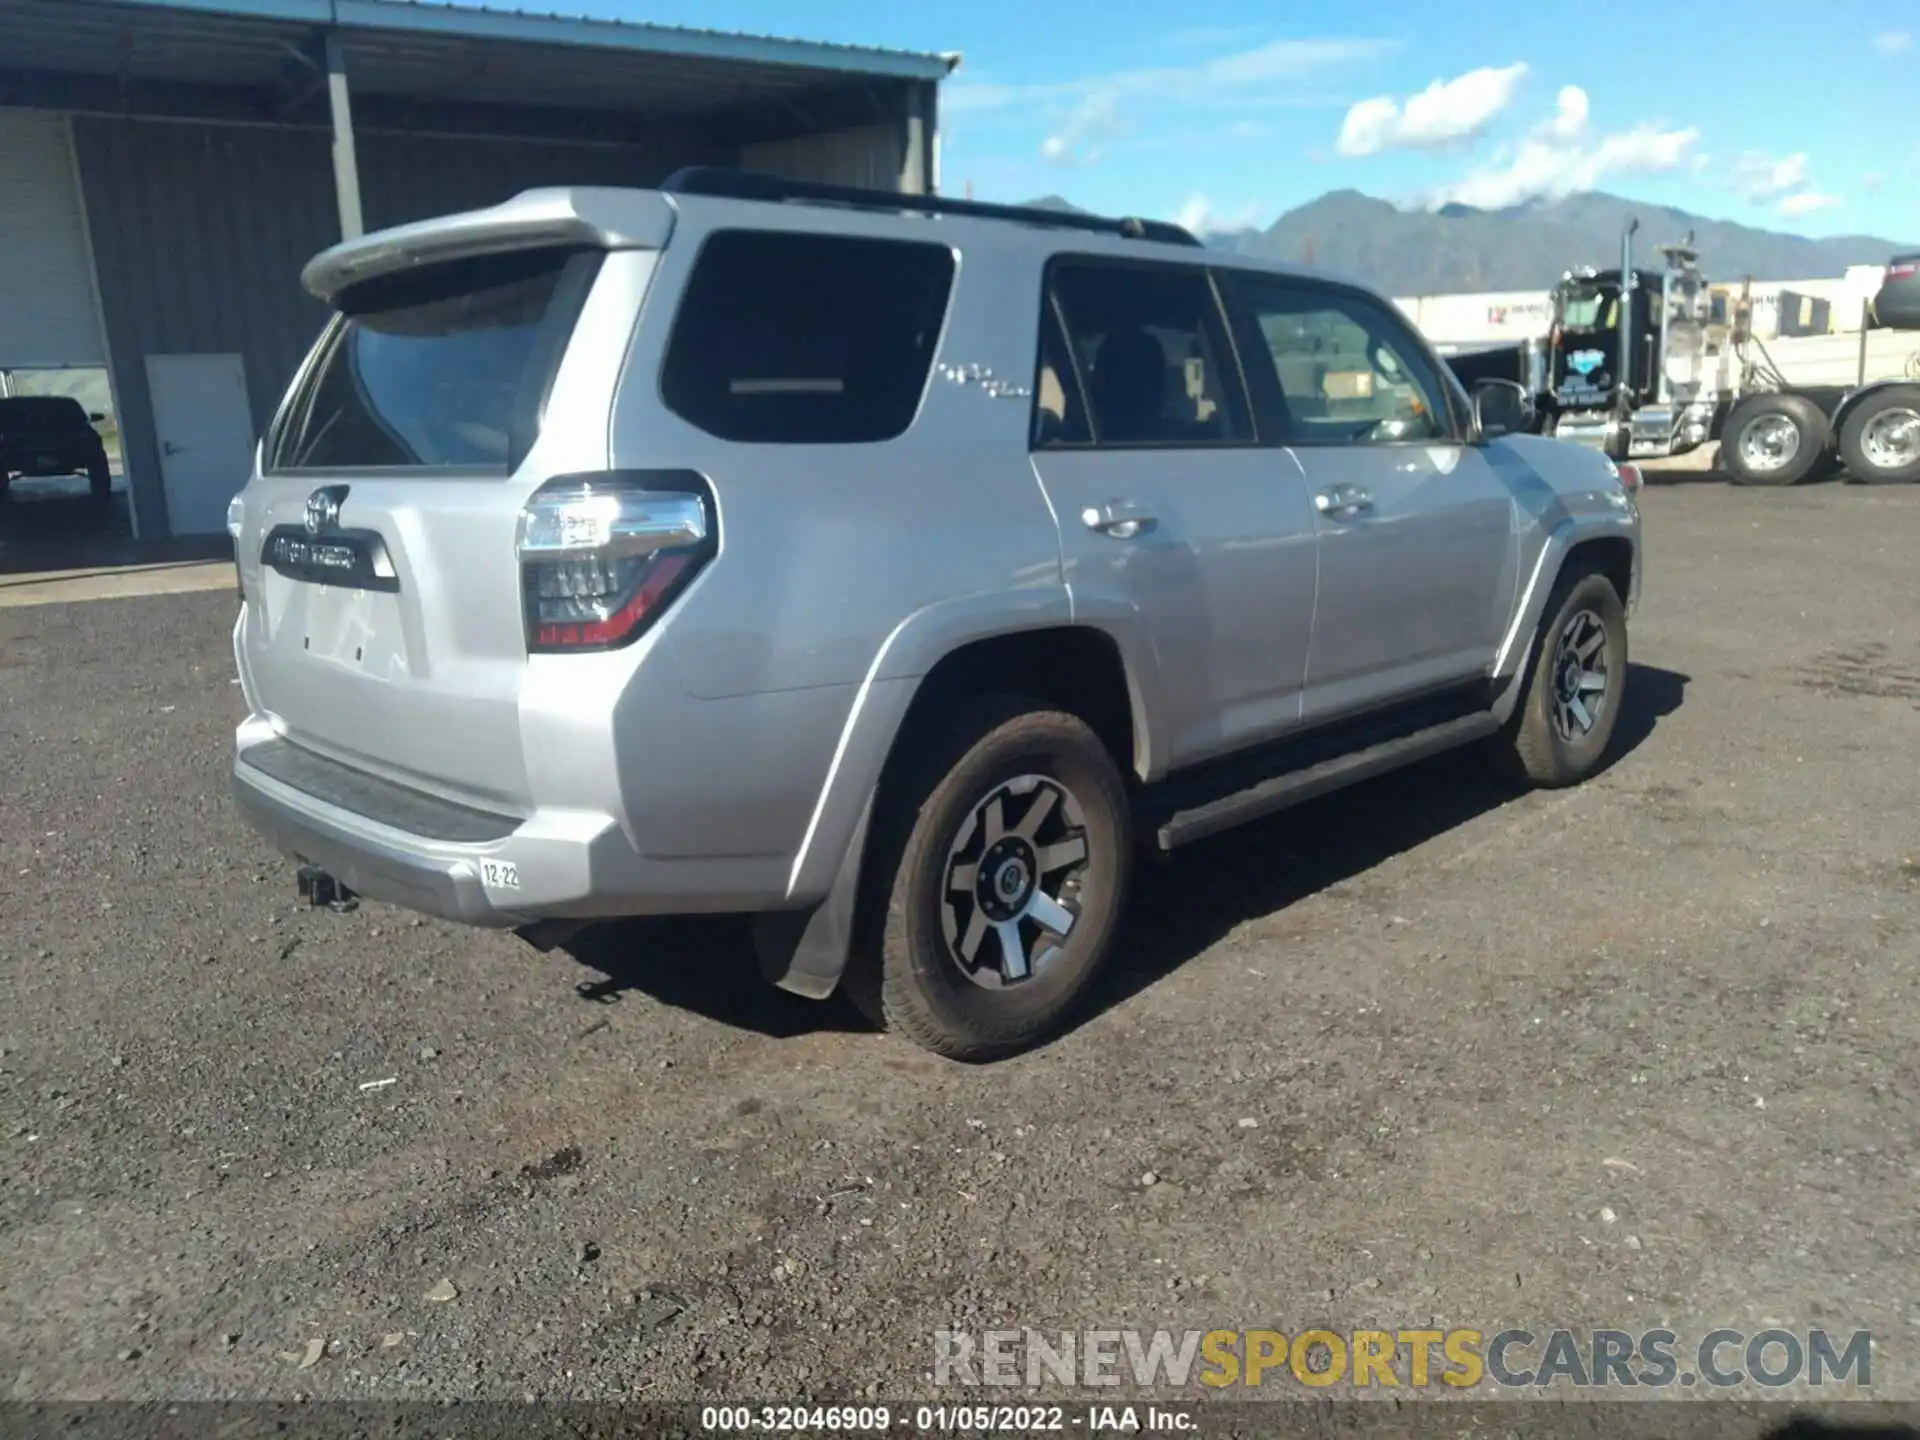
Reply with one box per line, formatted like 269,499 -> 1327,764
1219,273 -> 1517,723
1028,257 -> 1318,771
146,352 -> 255,536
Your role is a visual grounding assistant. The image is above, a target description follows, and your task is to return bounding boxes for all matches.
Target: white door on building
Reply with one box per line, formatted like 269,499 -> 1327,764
0,109 -> 106,368
146,353 -> 255,536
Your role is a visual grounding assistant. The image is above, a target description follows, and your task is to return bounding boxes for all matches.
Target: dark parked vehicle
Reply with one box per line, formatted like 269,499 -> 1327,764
0,395 -> 113,500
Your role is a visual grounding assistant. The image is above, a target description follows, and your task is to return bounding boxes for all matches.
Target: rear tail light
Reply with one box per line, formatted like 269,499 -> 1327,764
1617,462 -> 1643,493
516,470 -> 715,654
227,494 -> 247,600
1888,262 -> 1918,280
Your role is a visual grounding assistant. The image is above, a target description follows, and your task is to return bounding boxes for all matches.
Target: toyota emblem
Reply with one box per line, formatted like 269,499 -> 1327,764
304,485 -> 348,535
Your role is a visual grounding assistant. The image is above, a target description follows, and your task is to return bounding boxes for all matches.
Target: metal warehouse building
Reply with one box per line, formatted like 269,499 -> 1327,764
0,0 -> 955,538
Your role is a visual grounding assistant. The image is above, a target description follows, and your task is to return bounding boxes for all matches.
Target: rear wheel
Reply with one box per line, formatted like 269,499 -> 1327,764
847,698 -> 1131,1062
1721,393 -> 1829,486
1838,386 -> 1920,485
1498,570 -> 1629,788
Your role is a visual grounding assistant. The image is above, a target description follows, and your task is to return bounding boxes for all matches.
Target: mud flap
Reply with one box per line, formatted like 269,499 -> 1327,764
751,795 -> 873,1001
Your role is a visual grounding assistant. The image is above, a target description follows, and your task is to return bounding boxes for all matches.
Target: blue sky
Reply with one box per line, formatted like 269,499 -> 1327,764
571,0 -> 1914,241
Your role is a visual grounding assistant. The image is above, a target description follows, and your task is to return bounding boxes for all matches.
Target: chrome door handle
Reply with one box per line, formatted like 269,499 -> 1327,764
1081,502 -> 1156,540
1313,485 -> 1372,520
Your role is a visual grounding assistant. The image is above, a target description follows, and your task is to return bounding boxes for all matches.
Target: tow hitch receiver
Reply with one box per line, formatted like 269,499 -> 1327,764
297,864 -> 359,913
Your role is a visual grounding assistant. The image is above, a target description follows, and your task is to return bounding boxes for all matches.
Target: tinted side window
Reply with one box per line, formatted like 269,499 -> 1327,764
272,247 -> 599,471
1229,275 -> 1451,445
660,230 -> 955,445
1043,260 -> 1249,448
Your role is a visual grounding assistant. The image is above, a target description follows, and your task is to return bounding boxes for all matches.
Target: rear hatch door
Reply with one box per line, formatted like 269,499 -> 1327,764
238,195 -> 666,813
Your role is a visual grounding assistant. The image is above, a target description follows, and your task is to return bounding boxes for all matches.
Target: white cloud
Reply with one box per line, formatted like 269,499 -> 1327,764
1872,30 -> 1911,55
1777,190 -> 1841,217
1171,193 -> 1267,234
1544,85 -> 1589,142
946,35 -> 1398,166
1336,63 -> 1528,156
1427,112 -> 1701,209
1733,150 -> 1844,218
1041,91 -> 1123,164
1173,194 -> 1212,233
1737,151 -> 1810,199
1863,170 -> 1884,191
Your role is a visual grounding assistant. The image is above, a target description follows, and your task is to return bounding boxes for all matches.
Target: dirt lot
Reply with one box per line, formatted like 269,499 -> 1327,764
3,478 -> 1919,1410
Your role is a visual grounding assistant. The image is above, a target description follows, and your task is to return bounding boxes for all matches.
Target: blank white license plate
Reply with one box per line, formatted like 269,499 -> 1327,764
480,859 -> 519,890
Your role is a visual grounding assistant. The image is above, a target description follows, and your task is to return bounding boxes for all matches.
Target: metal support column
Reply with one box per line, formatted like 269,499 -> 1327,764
899,83 -> 930,195
923,82 -> 939,196
324,30 -> 364,240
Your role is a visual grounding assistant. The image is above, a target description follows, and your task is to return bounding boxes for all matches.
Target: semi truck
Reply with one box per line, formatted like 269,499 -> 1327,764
1441,225 -> 1920,485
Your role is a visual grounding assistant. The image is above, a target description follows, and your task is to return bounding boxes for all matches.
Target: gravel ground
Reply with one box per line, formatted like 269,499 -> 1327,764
3,479 -> 1919,1413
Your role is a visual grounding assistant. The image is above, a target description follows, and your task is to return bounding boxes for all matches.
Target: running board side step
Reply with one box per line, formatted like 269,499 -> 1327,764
1153,712 -> 1501,851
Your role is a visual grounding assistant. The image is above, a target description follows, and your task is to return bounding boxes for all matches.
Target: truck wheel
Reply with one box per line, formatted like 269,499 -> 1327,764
1838,386 -> 1920,484
1498,570 -> 1629,788
847,697 -> 1131,1062
1721,394 -> 1829,486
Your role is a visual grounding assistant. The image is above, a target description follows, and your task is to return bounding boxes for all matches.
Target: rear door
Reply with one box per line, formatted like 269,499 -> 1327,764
237,243 -> 631,811
1028,256 -> 1318,770
1220,271 -> 1517,723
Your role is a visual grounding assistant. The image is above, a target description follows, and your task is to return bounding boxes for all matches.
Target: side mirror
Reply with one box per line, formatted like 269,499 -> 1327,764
1472,378 -> 1534,439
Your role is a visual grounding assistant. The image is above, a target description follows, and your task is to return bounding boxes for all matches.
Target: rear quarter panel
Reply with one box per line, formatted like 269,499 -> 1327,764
605,209 -> 1069,890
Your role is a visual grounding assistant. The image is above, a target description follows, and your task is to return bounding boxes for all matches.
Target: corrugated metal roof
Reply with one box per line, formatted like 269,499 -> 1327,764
29,0 -> 958,82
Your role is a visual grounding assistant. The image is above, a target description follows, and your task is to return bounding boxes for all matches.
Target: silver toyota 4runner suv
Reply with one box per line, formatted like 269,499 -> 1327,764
229,169 -> 1643,1062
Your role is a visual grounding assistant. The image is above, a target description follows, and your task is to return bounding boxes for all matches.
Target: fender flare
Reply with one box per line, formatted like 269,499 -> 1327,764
755,591 -> 1165,999
1489,511 -> 1639,726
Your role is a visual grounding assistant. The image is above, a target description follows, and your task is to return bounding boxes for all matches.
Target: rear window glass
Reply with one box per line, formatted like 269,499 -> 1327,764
660,230 -> 955,445
270,247 -> 599,471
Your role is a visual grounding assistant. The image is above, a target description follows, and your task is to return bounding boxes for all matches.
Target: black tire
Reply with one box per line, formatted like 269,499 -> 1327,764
845,696 -> 1131,1062
87,455 -> 112,500
1720,393 -> 1830,486
1497,569 -> 1629,788
1837,386 -> 1920,485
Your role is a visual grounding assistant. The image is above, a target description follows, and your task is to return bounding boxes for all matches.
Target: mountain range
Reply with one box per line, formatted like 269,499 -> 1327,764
1023,190 -> 1915,297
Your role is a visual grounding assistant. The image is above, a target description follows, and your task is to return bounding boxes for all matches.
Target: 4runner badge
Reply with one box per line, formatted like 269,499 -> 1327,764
936,362 -> 1030,400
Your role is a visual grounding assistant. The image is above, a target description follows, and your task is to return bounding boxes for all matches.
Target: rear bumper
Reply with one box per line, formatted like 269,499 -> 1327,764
232,720 -> 796,926
234,758 -> 515,925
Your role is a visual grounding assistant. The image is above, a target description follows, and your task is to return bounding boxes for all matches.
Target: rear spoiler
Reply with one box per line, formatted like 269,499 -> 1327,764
302,186 -> 677,305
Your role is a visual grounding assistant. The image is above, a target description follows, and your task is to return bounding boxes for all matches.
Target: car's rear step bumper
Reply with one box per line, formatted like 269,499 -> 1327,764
232,751 -> 527,927
239,738 -> 520,843
230,722 -> 801,927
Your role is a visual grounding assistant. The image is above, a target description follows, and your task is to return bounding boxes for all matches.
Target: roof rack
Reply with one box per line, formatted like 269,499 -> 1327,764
659,167 -> 1204,248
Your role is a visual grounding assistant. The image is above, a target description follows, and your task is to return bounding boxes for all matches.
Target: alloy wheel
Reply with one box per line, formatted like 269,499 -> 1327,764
1550,608 -> 1611,744
940,774 -> 1090,988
